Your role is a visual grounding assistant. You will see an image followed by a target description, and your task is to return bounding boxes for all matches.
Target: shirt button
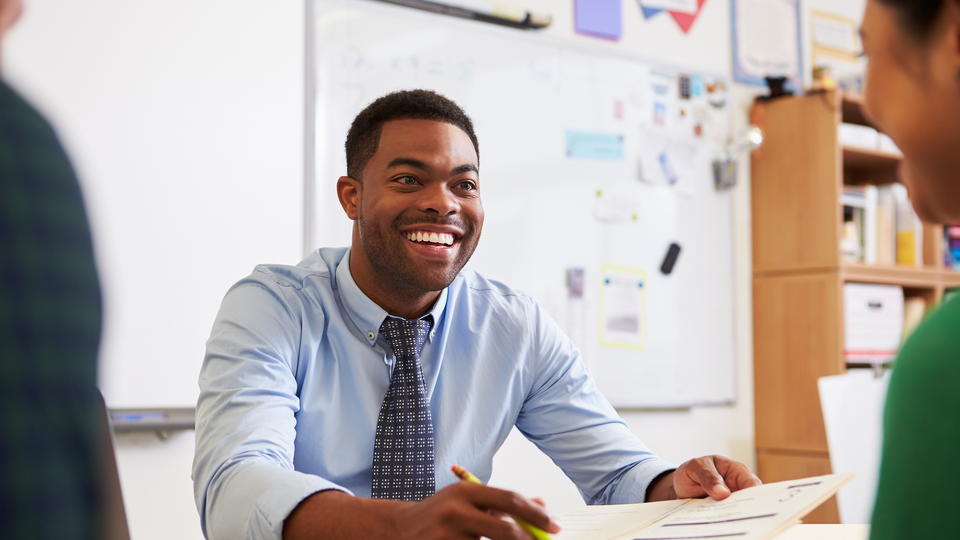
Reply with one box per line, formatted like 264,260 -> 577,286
367,332 -> 375,340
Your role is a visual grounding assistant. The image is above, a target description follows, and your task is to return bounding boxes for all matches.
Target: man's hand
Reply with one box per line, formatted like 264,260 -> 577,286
646,455 -> 761,502
283,482 -> 561,540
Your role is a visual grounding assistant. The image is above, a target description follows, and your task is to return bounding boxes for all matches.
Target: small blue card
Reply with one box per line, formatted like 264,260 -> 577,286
566,130 -> 625,160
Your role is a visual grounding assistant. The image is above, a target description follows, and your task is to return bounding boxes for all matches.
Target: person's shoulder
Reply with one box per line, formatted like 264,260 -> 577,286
891,294 -> 960,393
236,247 -> 347,295
0,79 -> 57,137
453,268 -> 538,313
900,295 -> 960,358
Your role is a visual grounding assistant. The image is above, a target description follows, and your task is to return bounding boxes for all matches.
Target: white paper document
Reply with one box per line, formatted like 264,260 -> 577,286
555,474 -> 852,540
819,371 -> 889,523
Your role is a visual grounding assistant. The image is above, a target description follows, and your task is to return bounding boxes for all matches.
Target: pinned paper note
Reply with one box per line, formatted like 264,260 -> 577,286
565,130 -> 625,160
593,188 -> 640,224
599,265 -> 647,350
574,0 -> 622,40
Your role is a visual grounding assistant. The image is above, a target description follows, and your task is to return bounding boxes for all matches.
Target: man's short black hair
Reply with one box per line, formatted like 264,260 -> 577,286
877,0 -> 944,41
344,89 -> 480,180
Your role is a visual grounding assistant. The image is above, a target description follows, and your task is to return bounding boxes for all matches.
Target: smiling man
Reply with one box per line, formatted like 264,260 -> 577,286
192,90 -> 759,540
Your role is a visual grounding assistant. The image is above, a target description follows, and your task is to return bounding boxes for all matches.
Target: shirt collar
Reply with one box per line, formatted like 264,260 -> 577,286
335,248 -> 448,347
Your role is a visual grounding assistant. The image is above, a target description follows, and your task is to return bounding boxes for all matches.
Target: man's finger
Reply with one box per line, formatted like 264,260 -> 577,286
463,484 -> 561,533
713,455 -> 762,491
457,506 -> 531,540
692,457 -> 731,500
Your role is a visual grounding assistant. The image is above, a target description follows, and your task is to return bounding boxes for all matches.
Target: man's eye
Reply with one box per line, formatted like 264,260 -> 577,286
457,181 -> 477,191
395,176 -> 419,185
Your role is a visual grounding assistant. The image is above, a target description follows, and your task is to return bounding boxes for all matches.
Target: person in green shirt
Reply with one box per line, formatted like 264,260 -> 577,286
859,0 -> 960,538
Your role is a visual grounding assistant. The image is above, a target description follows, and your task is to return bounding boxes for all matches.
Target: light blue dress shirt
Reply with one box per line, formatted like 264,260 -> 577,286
193,247 -> 675,539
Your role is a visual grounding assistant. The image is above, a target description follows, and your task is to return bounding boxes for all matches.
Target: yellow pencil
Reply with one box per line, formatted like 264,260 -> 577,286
451,464 -> 554,540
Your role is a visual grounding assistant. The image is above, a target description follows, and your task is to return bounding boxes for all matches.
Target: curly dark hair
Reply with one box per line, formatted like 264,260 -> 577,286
877,0 -> 945,41
344,89 -> 479,180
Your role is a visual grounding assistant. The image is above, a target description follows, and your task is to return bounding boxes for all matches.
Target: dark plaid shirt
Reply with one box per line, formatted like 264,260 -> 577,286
0,79 -> 102,539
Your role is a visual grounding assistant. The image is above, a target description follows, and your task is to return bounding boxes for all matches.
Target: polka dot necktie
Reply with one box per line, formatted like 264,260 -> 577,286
370,316 -> 436,501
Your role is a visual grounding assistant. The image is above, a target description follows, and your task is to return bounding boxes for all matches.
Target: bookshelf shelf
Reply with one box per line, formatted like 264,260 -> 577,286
942,270 -> 960,289
841,263 -> 941,288
842,146 -> 901,171
751,90 -> 951,524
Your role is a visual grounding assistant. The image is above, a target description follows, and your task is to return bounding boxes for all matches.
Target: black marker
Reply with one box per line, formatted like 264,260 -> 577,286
660,242 -> 681,275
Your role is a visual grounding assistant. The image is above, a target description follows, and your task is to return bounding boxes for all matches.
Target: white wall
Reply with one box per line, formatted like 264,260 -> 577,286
3,0 -> 868,538
5,1 -> 303,538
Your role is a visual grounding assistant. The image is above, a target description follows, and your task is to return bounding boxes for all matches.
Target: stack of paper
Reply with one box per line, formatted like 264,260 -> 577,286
555,474 -> 853,540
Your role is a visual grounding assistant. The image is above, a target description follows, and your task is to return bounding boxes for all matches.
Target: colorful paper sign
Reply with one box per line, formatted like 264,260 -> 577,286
636,0 -> 708,34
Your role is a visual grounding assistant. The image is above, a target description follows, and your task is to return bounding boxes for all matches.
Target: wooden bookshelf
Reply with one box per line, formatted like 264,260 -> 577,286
751,90 -> 960,524
841,146 -> 902,171
841,263 -> 943,287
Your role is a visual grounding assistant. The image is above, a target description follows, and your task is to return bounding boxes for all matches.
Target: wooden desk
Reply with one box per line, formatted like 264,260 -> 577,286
777,524 -> 870,539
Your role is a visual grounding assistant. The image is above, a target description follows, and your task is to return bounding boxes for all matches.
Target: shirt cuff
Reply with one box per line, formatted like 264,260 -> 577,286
247,469 -> 354,539
609,458 -> 677,504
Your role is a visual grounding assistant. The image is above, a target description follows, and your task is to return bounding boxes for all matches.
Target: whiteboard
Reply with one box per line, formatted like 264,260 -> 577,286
6,0 -> 305,409
308,0 -> 736,406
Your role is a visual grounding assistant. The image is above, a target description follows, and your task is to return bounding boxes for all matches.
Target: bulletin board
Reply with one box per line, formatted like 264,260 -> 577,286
307,0 -> 737,407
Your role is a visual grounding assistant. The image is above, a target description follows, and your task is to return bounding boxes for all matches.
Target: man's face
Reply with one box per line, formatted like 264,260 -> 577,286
343,118 -> 483,296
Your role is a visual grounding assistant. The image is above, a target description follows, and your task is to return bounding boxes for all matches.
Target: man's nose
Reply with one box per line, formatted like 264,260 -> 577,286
420,184 -> 458,216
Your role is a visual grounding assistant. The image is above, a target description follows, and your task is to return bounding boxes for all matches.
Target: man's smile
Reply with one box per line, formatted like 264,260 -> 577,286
404,230 -> 455,246
399,225 -> 464,261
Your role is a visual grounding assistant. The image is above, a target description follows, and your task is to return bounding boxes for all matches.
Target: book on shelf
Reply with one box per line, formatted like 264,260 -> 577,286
902,296 -> 928,342
892,184 -> 923,267
841,190 -> 865,263
875,186 -> 897,265
946,224 -> 960,270
841,184 -> 923,266
841,186 -> 876,264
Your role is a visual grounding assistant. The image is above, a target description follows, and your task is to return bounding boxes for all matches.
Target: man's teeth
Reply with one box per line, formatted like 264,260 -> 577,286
406,231 -> 455,246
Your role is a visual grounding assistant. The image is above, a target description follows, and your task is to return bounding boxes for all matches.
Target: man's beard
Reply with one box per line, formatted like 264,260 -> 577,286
357,212 -> 480,296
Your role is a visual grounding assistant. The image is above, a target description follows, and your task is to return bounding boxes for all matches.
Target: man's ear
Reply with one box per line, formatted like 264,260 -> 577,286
337,176 -> 361,220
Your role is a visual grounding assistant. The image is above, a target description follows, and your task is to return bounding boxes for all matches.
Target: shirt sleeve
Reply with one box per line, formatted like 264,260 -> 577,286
192,277 -> 352,540
514,300 -> 675,505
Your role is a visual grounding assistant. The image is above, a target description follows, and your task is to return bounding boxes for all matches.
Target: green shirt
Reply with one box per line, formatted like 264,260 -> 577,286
0,79 -> 102,539
870,294 -> 960,539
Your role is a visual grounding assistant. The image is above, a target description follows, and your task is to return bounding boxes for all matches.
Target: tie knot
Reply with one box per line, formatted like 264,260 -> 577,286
379,316 -> 432,359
